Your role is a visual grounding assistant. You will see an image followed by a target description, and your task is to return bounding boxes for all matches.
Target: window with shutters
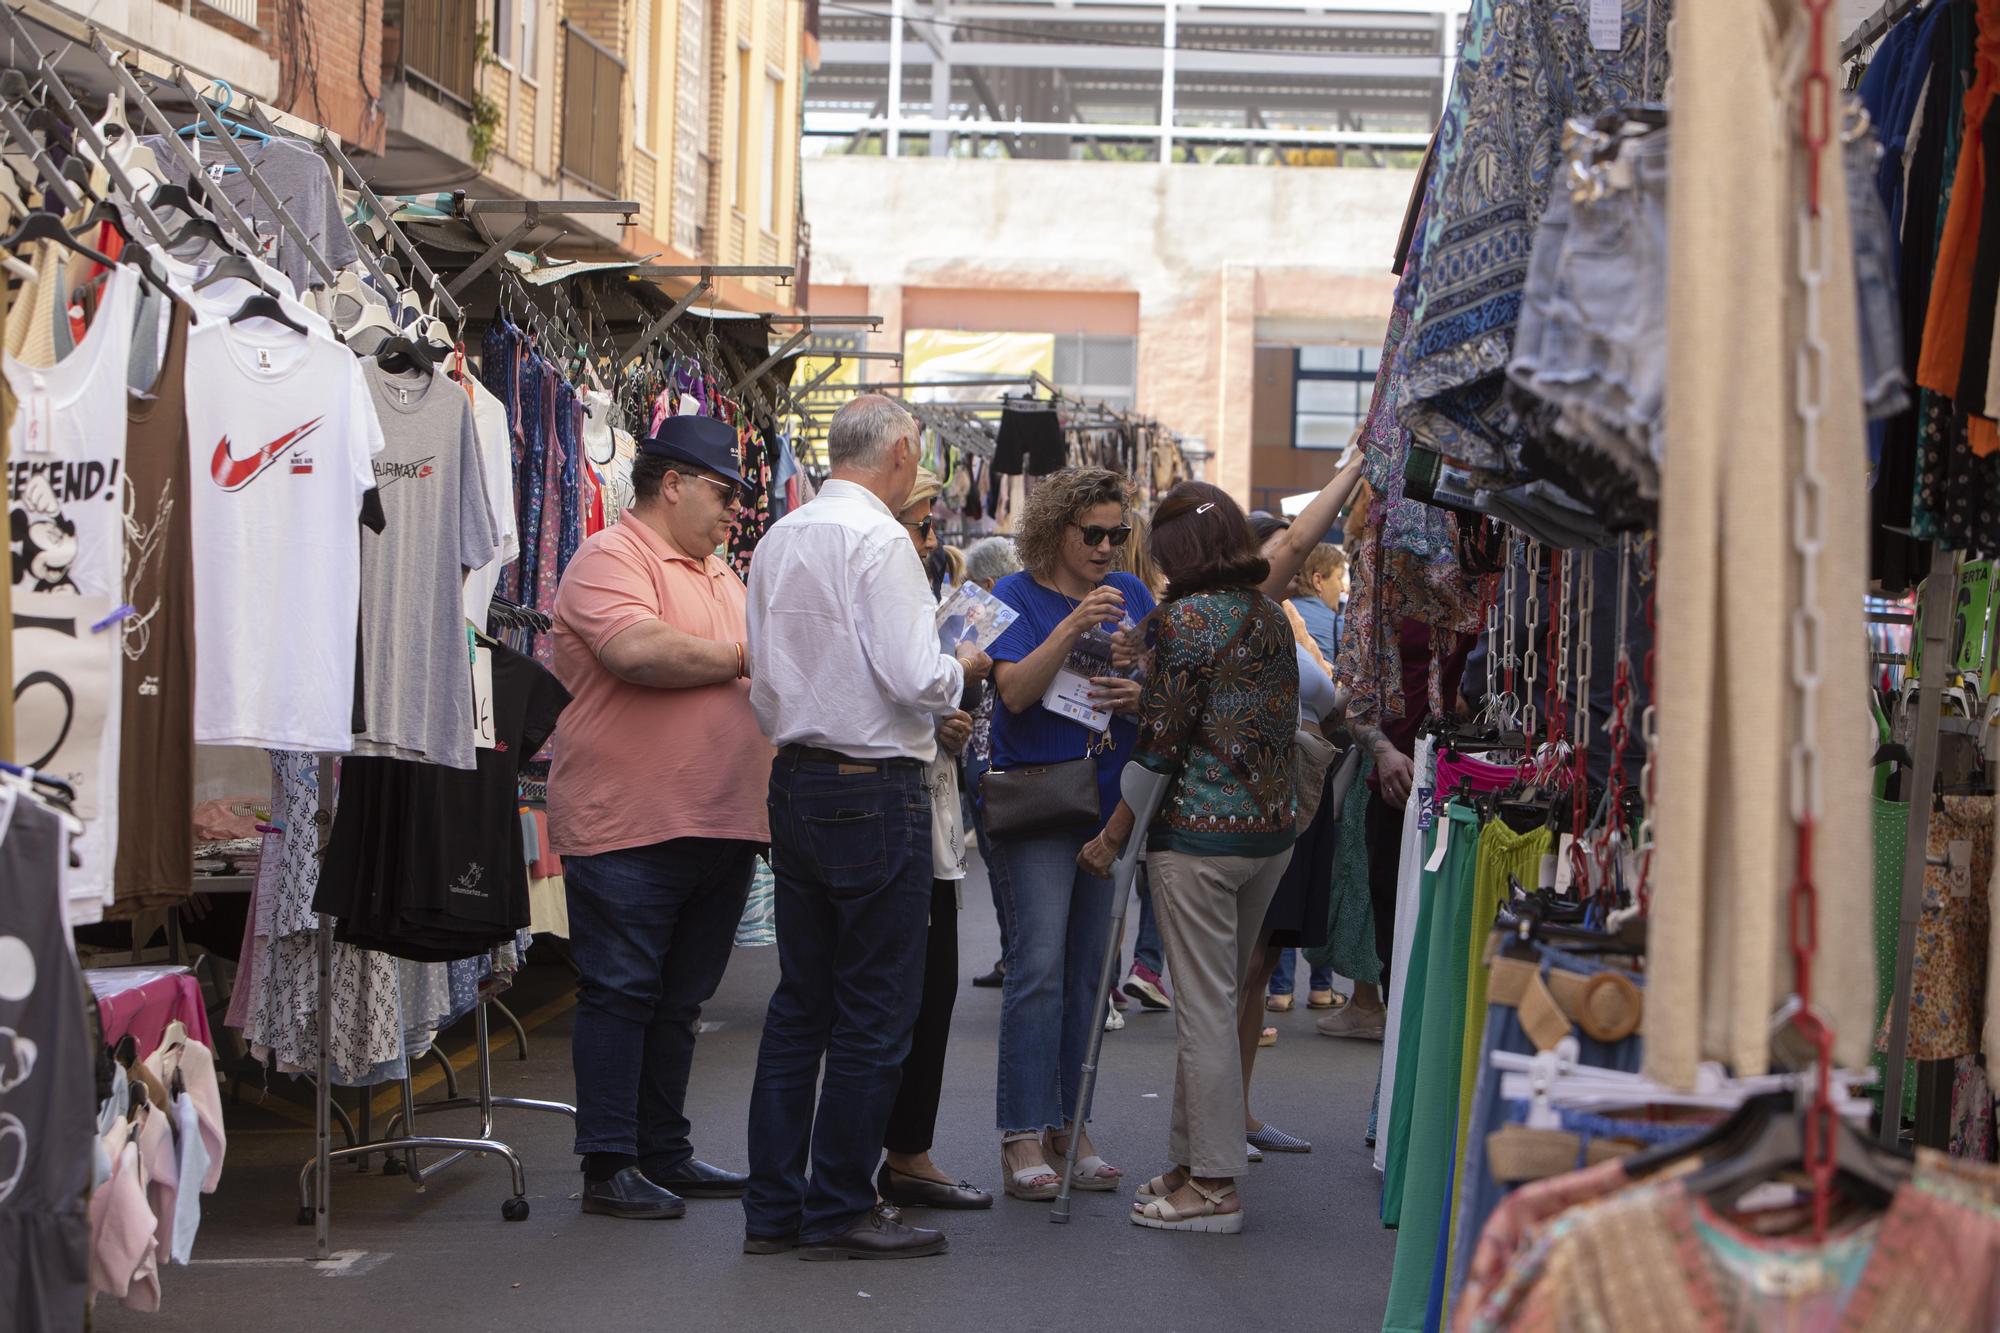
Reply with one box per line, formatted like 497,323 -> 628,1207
764,75 -> 782,233
1052,335 -> 1138,410
560,22 -> 627,195
671,0 -> 709,253
633,0 -> 656,150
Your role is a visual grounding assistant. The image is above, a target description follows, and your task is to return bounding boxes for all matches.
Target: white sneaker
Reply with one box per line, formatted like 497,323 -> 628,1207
1246,1141 -> 1264,1163
1105,1000 -> 1126,1032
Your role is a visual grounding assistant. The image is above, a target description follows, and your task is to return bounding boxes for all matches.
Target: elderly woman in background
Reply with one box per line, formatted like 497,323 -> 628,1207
1078,481 -> 1300,1233
876,468 -> 994,1212
962,536 -> 1024,990
985,468 -> 1154,1200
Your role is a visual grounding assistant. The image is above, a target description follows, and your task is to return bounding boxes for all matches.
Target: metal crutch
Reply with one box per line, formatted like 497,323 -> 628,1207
1051,763 -> 1172,1223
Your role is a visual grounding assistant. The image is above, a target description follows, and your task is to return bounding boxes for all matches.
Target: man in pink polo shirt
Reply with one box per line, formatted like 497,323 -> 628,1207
549,414 -> 773,1220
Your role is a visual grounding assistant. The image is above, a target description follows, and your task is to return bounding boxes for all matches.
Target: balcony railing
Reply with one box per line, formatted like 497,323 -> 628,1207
400,0 -> 478,109
560,22 -> 626,196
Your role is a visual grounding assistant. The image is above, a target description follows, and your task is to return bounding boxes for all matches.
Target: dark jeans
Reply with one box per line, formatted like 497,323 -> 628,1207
744,750 -> 933,1244
1128,867 -> 1165,978
1365,788 -> 1404,996
565,836 -> 757,1164
964,751 -> 1006,962
884,878 -> 959,1155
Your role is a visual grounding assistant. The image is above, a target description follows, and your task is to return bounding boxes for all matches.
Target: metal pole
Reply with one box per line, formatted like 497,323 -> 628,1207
1879,545 -> 1957,1143
1052,766 -> 1171,1222
1159,0 -> 1177,163
887,0 -> 906,157
928,0 -> 951,157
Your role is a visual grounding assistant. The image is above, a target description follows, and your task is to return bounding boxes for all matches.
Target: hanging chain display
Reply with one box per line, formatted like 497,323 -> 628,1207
1571,551 -> 1596,877
1553,549 -> 1573,746
1498,540 -> 1522,730
1790,0 -> 1839,1240
1602,537 -> 1636,888
1522,539 -> 1544,740
1635,534 -> 1660,911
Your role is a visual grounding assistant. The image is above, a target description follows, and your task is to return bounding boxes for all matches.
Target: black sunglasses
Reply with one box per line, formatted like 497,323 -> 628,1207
1074,522 -> 1133,548
903,515 -> 936,539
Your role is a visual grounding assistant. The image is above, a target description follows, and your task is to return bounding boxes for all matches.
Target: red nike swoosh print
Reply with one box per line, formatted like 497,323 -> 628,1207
211,418 -> 325,491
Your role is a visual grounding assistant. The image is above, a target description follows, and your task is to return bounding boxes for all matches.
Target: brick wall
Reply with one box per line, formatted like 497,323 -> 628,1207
255,0 -> 386,152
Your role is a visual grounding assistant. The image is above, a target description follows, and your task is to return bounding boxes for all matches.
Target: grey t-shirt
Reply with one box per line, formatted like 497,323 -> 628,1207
146,136 -> 360,294
354,361 -> 500,770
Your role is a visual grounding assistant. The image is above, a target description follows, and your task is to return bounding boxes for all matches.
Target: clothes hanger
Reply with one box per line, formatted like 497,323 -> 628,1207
1676,1084 -> 1910,1216
227,290 -> 311,337
192,252 -> 273,293
374,331 -> 439,378
4,206 -> 118,269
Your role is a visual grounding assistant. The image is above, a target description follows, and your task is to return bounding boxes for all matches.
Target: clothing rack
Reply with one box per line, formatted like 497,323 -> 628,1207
300,759 -> 575,1252
1843,0 -> 1925,59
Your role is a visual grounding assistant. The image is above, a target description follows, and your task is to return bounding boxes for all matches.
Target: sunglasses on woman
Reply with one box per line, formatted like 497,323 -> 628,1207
903,515 -> 936,539
1074,522 -> 1133,548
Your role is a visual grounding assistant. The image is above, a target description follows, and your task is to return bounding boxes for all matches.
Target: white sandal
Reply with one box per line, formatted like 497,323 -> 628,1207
1048,1134 -> 1123,1192
1135,1171 -> 1185,1202
1130,1179 -> 1243,1234
1001,1136 -> 1060,1201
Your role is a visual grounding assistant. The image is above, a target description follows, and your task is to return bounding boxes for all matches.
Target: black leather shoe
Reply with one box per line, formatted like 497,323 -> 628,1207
876,1164 -> 994,1211
971,962 -> 1005,988
797,1207 -> 949,1261
581,1167 -> 686,1219
744,1233 -> 799,1255
643,1158 -> 749,1199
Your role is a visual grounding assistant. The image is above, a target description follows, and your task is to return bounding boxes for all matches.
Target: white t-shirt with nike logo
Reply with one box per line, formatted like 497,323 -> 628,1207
185,319 -> 385,751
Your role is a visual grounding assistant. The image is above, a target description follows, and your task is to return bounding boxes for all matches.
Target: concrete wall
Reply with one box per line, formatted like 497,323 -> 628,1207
802,155 -> 1413,504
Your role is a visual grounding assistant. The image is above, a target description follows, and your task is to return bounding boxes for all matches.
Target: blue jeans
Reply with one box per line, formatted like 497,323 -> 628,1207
1267,948 -> 1334,997
744,751 -> 933,1244
990,830 -> 1114,1132
564,837 -> 757,1163
964,752 -> 1006,960
1128,868 -> 1164,978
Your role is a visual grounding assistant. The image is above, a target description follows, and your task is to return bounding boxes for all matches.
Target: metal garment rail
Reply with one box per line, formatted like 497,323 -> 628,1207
300,758 -> 575,1257
1842,0 -> 1924,60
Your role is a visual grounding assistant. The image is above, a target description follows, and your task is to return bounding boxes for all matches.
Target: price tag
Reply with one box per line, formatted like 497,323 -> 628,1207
19,376 -> 52,454
1589,0 -> 1622,50
1416,786 -> 1435,831
1555,833 -> 1578,894
1539,852 -> 1558,892
1424,813 -> 1451,872
471,644 -> 496,750
1950,839 -> 1973,898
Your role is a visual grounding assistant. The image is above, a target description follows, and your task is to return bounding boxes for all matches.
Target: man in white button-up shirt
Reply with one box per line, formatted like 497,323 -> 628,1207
742,394 -> 989,1261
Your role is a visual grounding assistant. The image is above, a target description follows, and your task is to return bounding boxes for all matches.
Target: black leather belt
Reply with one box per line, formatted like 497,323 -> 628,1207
781,743 -> 924,773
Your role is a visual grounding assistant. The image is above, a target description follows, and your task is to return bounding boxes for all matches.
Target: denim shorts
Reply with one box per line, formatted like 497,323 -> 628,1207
1509,126 -> 1670,463
1448,942 -> 1646,1309
1846,118 -> 1909,424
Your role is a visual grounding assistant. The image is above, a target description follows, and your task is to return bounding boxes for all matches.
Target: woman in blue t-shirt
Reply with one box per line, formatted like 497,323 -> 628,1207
984,467 -> 1154,1201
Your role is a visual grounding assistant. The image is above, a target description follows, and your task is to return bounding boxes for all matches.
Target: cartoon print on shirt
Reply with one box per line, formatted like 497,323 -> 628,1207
8,472 -> 83,592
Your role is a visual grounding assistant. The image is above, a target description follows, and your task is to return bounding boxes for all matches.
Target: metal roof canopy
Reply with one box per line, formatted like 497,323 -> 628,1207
805,0 -> 1459,154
